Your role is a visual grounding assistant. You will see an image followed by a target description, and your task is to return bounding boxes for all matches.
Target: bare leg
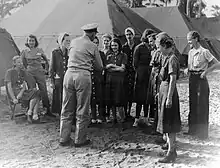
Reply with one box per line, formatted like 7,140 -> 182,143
33,98 -> 40,120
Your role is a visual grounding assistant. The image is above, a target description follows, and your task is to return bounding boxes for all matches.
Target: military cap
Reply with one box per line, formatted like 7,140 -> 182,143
81,23 -> 98,33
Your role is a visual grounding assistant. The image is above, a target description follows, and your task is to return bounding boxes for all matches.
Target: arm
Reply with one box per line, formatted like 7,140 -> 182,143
41,52 -> 49,72
93,46 -> 103,71
7,82 -> 17,103
111,64 -> 126,72
16,81 -> 27,100
133,46 -> 140,70
49,51 -> 56,84
21,50 -> 28,69
201,50 -> 219,78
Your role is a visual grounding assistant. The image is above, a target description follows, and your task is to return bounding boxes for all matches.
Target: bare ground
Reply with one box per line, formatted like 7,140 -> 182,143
1,72 -> 220,168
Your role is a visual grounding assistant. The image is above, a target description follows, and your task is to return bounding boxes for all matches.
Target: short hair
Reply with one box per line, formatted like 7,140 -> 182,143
109,38 -> 122,53
102,33 -> 112,41
12,55 -> 21,67
93,36 -> 99,44
187,31 -> 201,42
141,29 -> 155,43
156,32 -> 174,49
25,34 -> 39,48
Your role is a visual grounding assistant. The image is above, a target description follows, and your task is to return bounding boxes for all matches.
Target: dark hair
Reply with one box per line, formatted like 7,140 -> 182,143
159,36 -> 174,49
141,29 -> 155,43
25,34 -> 39,48
187,31 -> 201,42
110,38 -> 122,52
94,36 -> 99,44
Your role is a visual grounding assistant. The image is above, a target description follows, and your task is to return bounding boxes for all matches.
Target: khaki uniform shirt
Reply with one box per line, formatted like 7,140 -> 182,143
188,46 -> 214,71
68,35 -> 103,71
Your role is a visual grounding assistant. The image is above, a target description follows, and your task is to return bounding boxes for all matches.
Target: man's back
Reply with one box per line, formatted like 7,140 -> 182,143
68,35 -> 103,71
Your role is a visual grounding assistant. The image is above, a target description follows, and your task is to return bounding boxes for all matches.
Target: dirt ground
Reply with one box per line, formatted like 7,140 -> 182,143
1,72 -> 220,168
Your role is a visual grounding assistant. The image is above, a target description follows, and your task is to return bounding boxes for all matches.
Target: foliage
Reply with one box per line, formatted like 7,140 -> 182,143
211,5 -> 220,17
0,0 -> 31,19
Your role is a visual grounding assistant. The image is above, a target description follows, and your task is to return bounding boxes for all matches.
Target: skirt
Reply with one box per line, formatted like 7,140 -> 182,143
51,78 -> 63,114
157,81 -> 181,134
105,73 -> 125,106
134,66 -> 151,104
188,73 -> 209,139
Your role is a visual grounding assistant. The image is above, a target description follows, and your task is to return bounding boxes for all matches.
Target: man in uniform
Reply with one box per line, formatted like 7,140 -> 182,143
59,23 -> 103,147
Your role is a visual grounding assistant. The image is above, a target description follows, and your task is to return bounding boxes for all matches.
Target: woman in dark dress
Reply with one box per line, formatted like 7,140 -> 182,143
122,27 -> 137,118
184,31 -> 218,139
155,33 -> 181,163
91,36 -> 106,124
133,29 -> 155,127
49,33 -> 70,115
105,38 -> 127,124
101,34 -> 112,122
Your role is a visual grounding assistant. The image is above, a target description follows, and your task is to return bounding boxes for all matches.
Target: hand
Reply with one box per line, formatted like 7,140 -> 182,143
200,71 -> 206,79
166,98 -> 172,108
16,94 -> 22,100
184,68 -> 189,76
12,98 -> 18,104
50,82 -> 55,89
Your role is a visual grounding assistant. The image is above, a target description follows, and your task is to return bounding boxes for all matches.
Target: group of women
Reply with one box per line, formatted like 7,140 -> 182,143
14,28 -> 220,163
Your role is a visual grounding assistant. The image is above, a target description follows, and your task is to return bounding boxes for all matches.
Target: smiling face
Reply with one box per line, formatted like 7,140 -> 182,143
14,57 -> 23,69
27,37 -> 36,48
111,41 -> 119,53
93,38 -> 99,47
125,30 -> 134,41
62,35 -> 71,49
187,34 -> 197,49
102,37 -> 111,49
148,36 -> 155,48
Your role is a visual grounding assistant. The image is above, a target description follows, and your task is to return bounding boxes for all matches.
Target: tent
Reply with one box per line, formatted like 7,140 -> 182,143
133,6 -> 220,62
0,0 -> 160,57
0,28 -> 20,85
133,6 -> 191,54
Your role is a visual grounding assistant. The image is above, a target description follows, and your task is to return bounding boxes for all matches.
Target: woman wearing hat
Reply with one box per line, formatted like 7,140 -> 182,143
155,32 -> 181,163
122,27 -> 137,119
133,29 -> 155,127
49,33 -> 70,115
184,31 -> 218,139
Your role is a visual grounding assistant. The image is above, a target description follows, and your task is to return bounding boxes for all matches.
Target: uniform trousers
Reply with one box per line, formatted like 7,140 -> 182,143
60,68 -> 91,144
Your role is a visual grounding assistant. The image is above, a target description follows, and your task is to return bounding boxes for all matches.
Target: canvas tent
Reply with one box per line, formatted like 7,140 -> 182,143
0,28 -> 20,85
133,6 -> 220,62
0,0 -> 160,57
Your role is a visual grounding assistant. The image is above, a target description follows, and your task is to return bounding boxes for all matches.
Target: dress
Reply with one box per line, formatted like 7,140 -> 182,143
133,42 -> 152,104
122,42 -> 136,103
105,52 -> 127,106
49,47 -> 68,114
157,54 -> 181,134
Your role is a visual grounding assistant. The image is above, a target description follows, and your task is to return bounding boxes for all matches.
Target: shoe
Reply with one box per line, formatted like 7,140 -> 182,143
45,112 -> 56,118
161,143 -> 168,150
132,118 -> 139,127
158,150 -> 177,163
155,138 -> 166,145
91,119 -> 97,124
59,138 -> 74,147
97,119 -> 103,124
32,114 -> 39,121
106,117 -> 111,123
74,139 -> 91,148
45,108 -> 56,118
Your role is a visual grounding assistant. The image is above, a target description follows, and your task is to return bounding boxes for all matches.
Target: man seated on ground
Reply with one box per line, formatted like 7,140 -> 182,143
5,55 -> 41,123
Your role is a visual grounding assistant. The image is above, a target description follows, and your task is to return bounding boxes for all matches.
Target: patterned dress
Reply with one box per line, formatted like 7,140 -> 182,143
122,42 -> 136,103
105,52 -> 127,106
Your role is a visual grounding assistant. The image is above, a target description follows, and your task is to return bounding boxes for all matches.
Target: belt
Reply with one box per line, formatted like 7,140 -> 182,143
189,70 -> 204,75
68,66 -> 91,72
